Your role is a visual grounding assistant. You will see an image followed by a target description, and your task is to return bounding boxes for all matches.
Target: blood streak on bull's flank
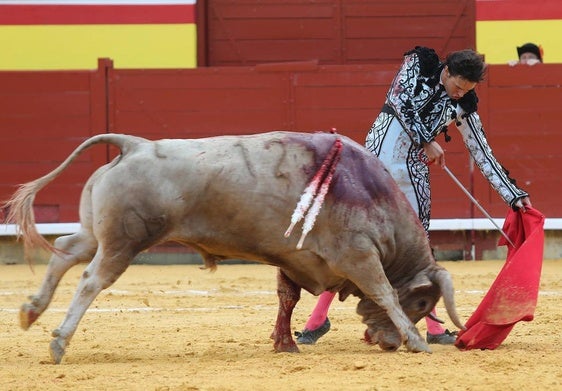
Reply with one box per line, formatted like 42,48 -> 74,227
0,0 -> 197,70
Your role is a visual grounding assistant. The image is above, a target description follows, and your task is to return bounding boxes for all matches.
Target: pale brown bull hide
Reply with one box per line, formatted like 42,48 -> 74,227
4,131 -> 464,364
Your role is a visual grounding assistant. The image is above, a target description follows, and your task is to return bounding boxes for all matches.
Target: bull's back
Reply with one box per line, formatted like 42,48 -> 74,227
92,131 -> 419,259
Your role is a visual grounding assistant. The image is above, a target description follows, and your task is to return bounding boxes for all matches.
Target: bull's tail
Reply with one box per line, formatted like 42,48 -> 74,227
3,133 -> 147,260
285,136 -> 343,249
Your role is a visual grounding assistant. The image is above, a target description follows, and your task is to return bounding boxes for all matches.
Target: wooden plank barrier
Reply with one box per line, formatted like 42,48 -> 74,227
0,60 -> 560,259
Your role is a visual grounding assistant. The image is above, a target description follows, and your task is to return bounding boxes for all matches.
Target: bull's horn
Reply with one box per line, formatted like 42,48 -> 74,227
433,269 -> 466,330
427,312 -> 445,324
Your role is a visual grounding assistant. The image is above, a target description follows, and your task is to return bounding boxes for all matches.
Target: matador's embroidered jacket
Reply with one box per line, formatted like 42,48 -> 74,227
365,46 -> 528,231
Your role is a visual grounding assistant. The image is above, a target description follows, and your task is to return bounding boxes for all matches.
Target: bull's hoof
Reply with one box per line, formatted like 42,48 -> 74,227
275,343 -> 300,353
406,337 -> 432,353
49,338 -> 66,364
273,339 -> 300,353
19,303 -> 39,330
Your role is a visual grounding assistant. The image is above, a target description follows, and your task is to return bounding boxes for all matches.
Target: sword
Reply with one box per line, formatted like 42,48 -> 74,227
442,165 -> 515,247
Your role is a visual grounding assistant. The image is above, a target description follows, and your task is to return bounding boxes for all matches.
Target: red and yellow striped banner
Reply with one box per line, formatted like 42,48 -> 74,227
476,0 -> 562,64
0,1 -> 197,70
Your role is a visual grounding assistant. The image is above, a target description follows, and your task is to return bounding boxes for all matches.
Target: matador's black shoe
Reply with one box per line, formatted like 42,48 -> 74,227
294,318 -> 331,345
426,329 -> 458,344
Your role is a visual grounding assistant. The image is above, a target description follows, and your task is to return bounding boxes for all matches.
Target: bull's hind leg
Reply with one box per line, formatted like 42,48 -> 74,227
48,244 -> 137,364
20,230 -> 97,330
271,269 -> 301,353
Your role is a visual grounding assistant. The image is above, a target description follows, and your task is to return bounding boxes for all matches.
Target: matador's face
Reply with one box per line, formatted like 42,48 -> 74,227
441,66 -> 477,101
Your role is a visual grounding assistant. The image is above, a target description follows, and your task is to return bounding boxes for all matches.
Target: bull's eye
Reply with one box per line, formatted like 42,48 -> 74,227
418,299 -> 427,310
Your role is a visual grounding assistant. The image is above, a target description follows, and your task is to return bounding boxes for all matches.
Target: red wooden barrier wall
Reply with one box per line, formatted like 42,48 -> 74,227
1,60 -> 560,258
474,65 -> 561,217
108,61 -> 397,142
197,0 -> 475,66
0,64 -> 108,222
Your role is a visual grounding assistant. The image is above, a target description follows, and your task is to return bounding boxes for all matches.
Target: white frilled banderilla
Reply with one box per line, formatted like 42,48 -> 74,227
284,137 -> 343,249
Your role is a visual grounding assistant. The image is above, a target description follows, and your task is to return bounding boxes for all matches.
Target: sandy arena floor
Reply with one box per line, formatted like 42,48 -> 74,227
1,260 -> 561,391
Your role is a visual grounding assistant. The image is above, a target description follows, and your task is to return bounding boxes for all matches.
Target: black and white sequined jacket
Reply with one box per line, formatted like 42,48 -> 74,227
383,46 -> 528,207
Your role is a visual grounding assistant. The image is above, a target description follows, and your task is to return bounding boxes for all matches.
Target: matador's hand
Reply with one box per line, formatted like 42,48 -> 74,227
514,196 -> 532,212
422,140 -> 445,168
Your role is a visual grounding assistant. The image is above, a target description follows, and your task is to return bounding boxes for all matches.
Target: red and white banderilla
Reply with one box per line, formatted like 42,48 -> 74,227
285,137 -> 343,249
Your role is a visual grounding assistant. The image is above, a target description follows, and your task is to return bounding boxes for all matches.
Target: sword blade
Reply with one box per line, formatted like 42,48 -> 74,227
443,165 -> 515,247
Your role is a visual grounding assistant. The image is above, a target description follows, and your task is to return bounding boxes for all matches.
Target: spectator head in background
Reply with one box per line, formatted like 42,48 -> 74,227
516,43 -> 543,65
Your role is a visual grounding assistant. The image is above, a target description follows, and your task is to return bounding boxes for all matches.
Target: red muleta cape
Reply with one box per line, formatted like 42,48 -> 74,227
455,207 -> 545,350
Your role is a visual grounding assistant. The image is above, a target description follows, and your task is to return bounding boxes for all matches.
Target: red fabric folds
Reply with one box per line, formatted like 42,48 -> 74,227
455,207 -> 545,350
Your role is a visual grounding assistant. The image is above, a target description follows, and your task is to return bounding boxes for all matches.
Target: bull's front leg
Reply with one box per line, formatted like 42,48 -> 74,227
373,285 -> 430,353
347,258 -> 430,353
271,269 -> 301,353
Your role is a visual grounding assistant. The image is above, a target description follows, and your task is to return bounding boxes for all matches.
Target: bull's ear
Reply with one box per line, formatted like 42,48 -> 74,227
408,271 -> 432,292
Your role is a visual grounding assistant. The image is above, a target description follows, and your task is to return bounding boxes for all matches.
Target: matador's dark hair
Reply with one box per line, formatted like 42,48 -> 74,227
445,49 -> 487,83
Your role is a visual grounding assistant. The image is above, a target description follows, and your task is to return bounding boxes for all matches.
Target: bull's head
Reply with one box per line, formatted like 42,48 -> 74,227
356,266 -> 463,351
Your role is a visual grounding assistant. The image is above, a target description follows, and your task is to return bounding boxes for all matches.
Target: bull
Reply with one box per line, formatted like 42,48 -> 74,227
4,131 -> 464,364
